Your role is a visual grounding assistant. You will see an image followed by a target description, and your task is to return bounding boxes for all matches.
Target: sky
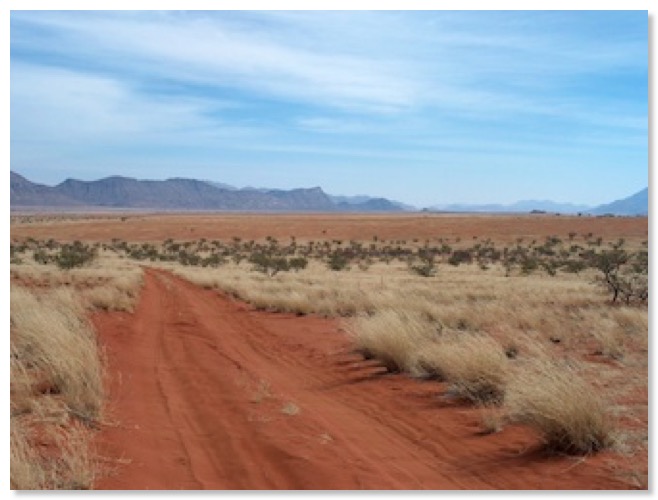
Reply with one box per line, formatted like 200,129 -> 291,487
9,9 -> 648,208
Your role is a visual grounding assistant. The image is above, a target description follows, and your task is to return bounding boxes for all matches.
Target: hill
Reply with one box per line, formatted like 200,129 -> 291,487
589,188 -> 648,216
10,172 -> 84,207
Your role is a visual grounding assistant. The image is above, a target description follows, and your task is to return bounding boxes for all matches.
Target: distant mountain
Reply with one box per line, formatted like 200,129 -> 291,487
10,171 -> 83,207
261,187 -> 334,211
203,180 -> 238,191
52,176 -> 335,211
429,200 -> 591,214
589,188 -> 648,216
329,194 -> 415,211
56,176 -> 256,210
334,198 -> 405,212
10,172 -> 406,212
328,194 -> 373,205
427,188 -> 649,216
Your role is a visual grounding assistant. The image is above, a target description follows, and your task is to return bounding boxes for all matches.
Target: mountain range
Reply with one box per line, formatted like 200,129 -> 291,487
428,188 -> 648,216
10,171 -> 648,216
10,172 -> 407,212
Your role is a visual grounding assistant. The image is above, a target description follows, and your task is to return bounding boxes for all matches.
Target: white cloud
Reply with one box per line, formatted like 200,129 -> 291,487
9,10 -> 647,202
14,11 -> 420,114
10,63 -> 259,147
12,11 -> 647,123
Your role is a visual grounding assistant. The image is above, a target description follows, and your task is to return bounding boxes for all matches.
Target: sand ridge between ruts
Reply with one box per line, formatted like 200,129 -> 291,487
93,268 -> 629,490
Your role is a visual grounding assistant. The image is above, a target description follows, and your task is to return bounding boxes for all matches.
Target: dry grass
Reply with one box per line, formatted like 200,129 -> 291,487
10,253 -> 144,490
348,312 -> 509,404
10,232 -> 645,480
347,309 -> 440,373
10,251 -> 143,312
11,285 -> 103,420
505,357 -> 614,454
418,333 -> 508,404
160,252 -> 645,462
11,417 -> 96,490
10,285 -> 103,489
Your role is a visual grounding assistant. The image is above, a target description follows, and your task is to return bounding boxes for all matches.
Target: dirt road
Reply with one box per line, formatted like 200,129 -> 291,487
93,269 -> 630,489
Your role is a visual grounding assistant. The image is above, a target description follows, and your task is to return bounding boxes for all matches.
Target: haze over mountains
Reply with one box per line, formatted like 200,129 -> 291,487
429,200 -> 593,214
10,172 -> 648,216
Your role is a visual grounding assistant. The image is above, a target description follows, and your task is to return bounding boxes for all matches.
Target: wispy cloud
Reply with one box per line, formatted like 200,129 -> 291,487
12,11 -> 420,114
10,10 -> 647,205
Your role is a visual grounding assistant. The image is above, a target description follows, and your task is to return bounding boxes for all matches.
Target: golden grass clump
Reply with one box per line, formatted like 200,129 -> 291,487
347,309 -> 440,373
82,283 -> 135,312
347,308 -> 509,404
11,417 -> 96,490
11,284 -> 104,490
418,333 -> 508,404
11,285 -> 103,421
505,358 -> 614,454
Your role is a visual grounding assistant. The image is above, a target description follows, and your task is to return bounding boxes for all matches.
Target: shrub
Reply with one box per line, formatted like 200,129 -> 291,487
54,242 -> 96,270
288,257 -> 309,272
520,256 -> 539,275
327,252 -> 350,271
448,249 -> 472,266
561,259 -> 586,274
591,244 -> 647,304
33,249 -> 53,265
409,252 -> 437,277
249,252 -> 290,277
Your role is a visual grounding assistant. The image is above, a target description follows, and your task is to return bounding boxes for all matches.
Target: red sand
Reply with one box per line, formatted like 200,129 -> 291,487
92,268 -> 636,490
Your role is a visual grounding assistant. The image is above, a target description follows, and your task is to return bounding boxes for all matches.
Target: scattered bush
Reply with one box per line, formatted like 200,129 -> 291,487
448,249 -> 472,266
327,252 -> 350,271
54,242 -> 97,270
409,252 -> 437,277
249,253 -> 291,277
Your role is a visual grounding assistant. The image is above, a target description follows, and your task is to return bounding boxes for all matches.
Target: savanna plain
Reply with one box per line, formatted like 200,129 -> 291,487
9,213 -> 648,490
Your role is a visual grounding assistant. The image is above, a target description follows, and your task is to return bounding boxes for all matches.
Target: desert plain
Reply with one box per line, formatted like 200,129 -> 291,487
9,212 -> 649,490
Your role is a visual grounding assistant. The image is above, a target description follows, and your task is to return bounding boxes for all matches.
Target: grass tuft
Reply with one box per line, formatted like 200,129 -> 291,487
505,358 -> 614,454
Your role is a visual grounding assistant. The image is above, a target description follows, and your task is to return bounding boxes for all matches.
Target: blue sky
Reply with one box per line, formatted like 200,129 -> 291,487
10,10 -> 647,207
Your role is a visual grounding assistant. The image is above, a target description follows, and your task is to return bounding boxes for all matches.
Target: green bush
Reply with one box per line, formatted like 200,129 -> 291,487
54,242 -> 96,270
327,252 -> 349,271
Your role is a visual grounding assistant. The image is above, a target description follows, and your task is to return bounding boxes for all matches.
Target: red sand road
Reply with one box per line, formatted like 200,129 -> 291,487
93,269 -> 632,490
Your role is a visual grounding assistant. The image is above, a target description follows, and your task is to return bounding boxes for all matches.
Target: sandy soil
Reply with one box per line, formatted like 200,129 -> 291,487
92,268 -> 634,490
11,213 -> 648,245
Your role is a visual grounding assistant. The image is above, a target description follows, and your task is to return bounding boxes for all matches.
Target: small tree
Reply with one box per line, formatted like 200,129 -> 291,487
592,247 -> 628,303
249,252 -> 289,277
